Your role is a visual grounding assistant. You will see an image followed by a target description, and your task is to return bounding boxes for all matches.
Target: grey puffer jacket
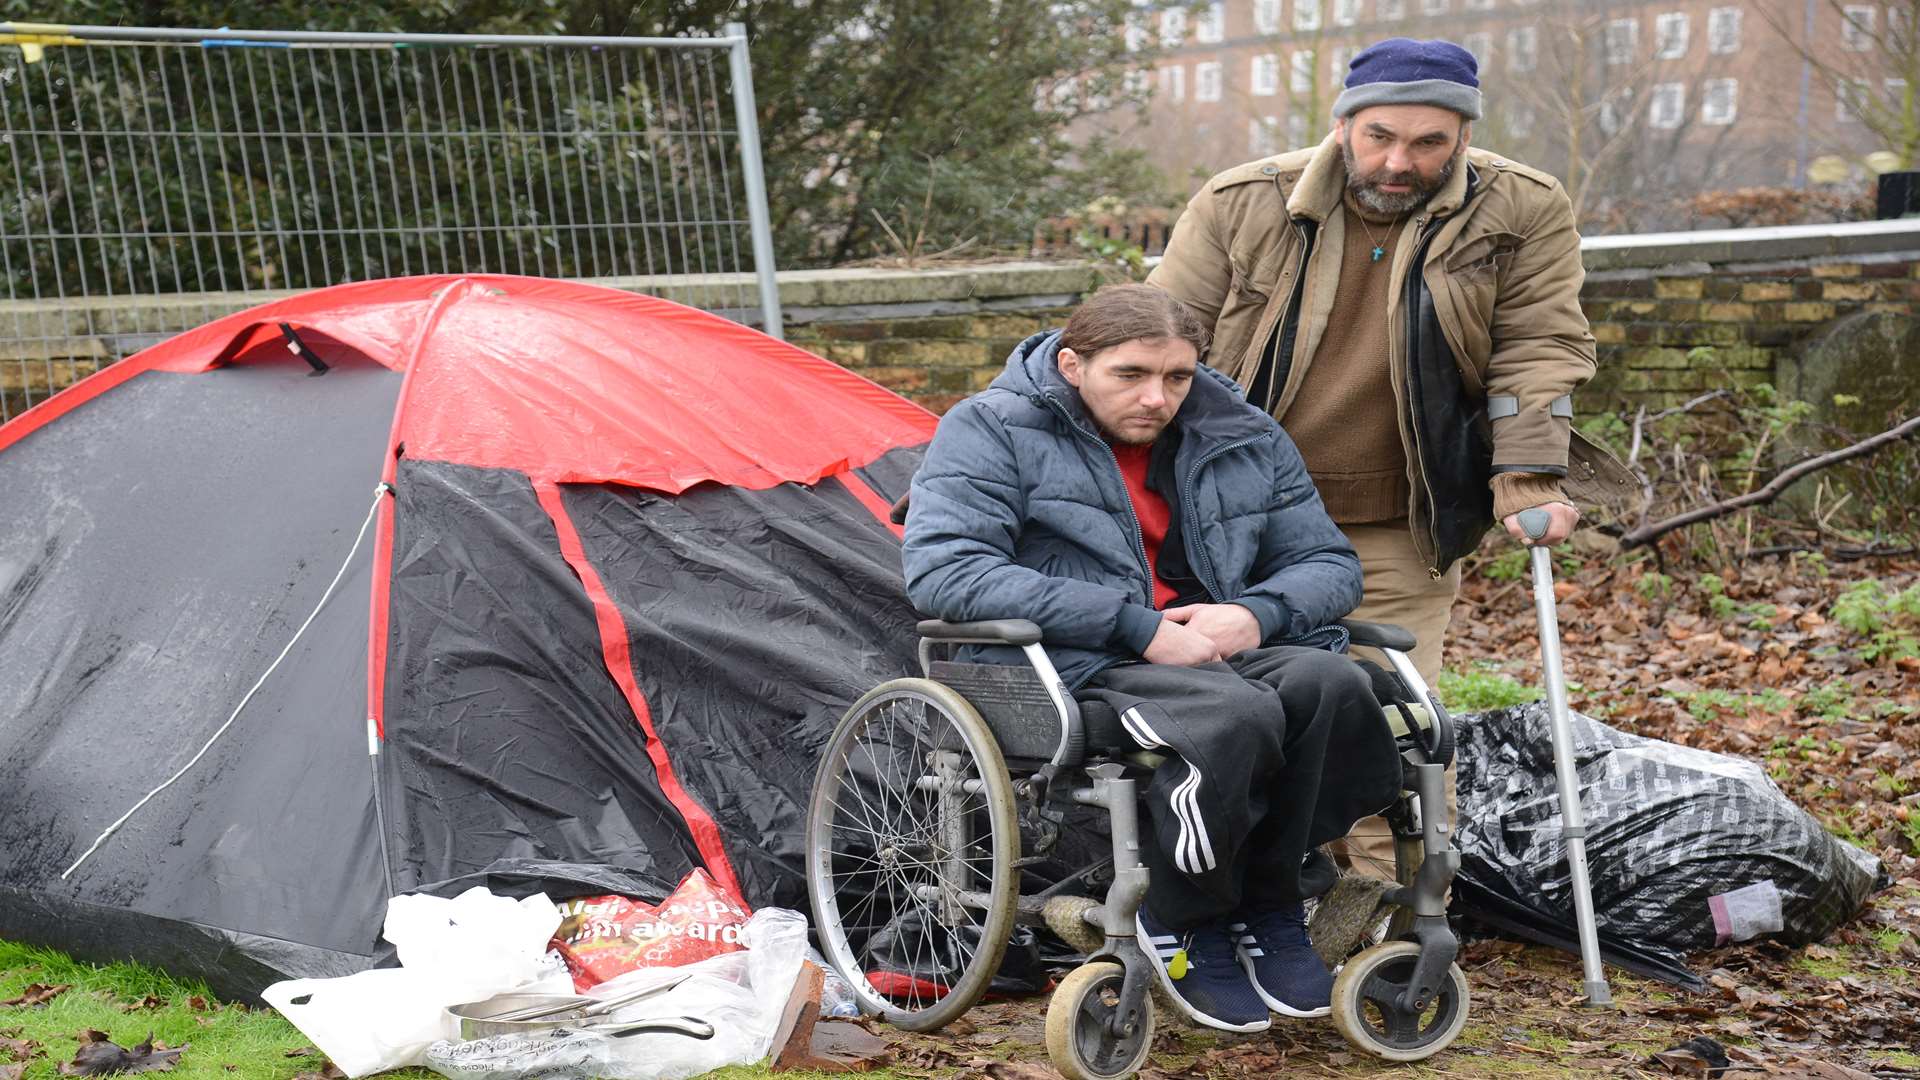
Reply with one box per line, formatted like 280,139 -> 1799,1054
902,330 -> 1362,689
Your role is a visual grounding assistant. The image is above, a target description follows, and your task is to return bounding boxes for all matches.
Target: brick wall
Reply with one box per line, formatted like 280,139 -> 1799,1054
1580,230 -> 1920,411
787,310 -> 1073,414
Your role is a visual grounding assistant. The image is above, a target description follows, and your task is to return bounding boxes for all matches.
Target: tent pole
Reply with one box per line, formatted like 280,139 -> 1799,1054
368,732 -> 398,899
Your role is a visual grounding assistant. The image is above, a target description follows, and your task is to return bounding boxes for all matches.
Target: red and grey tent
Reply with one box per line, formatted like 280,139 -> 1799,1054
0,276 -> 935,998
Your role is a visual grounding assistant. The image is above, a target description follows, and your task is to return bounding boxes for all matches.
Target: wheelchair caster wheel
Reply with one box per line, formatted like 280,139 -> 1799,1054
1046,962 -> 1154,1080
1330,940 -> 1469,1062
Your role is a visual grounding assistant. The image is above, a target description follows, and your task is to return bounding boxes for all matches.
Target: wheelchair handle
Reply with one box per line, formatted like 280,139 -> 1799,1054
1337,618 -> 1417,655
916,618 -> 1043,646
1517,507 -> 1552,541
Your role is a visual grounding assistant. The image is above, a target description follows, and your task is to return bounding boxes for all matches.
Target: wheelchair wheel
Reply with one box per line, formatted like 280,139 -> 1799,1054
1330,940 -> 1469,1062
1045,962 -> 1153,1080
806,677 -> 1019,1032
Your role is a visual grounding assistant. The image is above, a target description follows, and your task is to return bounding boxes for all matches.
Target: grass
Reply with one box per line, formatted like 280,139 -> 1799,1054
0,938 -> 388,1080
0,938 -> 910,1080
1437,662 -> 1543,711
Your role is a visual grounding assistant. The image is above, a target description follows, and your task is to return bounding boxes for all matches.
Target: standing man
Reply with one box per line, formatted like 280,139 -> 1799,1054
1149,37 -> 1621,873
1151,36 -> 1604,679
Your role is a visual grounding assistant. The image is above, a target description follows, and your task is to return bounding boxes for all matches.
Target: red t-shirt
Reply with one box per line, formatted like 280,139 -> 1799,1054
1110,442 -> 1178,609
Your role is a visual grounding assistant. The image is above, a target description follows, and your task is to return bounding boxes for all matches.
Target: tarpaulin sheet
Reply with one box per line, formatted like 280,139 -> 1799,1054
379,460 -> 706,896
0,355 -> 398,997
559,447 -> 927,907
1452,702 -> 1888,988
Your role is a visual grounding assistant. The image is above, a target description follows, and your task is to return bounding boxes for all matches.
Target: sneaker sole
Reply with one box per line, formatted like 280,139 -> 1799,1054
1133,912 -> 1271,1033
1236,951 -> 1332,1019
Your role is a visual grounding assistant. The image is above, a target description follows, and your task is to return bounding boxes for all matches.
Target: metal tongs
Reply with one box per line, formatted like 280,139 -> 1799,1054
449,972 -> 715,1041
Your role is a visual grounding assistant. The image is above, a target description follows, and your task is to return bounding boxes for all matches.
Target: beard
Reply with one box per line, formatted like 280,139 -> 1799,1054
1341,134 -> 1464,216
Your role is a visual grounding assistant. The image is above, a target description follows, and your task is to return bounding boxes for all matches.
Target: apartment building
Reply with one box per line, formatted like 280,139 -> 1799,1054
1094,0 -> 1910,230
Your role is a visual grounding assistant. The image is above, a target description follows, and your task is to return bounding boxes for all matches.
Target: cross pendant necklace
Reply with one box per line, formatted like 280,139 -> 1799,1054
1356,213 -> 1402,262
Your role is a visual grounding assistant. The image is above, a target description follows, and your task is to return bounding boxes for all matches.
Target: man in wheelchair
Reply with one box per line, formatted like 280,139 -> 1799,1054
901,284 -> 1405,1033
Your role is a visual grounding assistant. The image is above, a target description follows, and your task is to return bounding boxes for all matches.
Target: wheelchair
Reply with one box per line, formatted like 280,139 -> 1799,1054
804,617 -> 1469,1079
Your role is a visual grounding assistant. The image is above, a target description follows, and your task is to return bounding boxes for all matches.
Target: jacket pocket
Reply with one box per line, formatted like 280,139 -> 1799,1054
1443,230 -> 1523,283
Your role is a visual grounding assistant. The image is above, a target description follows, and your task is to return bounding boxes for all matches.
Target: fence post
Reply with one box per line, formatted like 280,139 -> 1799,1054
724,21 -> 782,340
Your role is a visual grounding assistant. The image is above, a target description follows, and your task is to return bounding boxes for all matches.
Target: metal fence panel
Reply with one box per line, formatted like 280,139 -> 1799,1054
0,22 -> 780,420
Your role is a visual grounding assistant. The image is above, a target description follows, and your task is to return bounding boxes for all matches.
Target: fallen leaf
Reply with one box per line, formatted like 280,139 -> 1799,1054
981,1064 -> 1062,1079
58,1031 -> 187,1076
2,984 -> 72,1008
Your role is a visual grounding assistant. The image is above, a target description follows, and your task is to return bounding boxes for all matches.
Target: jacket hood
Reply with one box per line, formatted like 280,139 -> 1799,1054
991,329 -> 1270,447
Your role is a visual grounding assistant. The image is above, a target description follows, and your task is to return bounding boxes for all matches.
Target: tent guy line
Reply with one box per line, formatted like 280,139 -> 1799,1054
60,481 -> 390,881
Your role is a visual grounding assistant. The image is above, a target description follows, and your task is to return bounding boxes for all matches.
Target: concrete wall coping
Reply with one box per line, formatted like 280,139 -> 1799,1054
1580,218 -> 1920,271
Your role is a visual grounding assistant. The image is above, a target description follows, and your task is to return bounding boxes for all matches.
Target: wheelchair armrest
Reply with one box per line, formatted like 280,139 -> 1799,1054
1338,618 -> 1418,654
916,618 -> 1044,646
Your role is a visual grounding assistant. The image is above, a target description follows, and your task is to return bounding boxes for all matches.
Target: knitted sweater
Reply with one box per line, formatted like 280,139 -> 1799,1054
1280,193 -> 1567,524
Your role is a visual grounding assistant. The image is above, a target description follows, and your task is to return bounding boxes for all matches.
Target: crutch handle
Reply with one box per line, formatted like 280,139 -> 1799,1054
1517,507 -> 1552,541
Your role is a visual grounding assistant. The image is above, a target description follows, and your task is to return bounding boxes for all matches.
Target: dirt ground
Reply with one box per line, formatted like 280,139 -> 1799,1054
847,550 -> 1920,1079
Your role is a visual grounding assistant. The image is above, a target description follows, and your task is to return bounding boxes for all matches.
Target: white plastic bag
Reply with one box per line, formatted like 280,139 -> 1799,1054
265,887 -> 574,1077
421,906 -> 811,1080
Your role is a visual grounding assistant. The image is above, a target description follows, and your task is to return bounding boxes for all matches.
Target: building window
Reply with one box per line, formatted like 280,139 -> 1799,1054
1334,0 -> 1363,26
1606,19 -> 1638,65
1159,7 -> 1186,47
1161,64 -> 1185,104
1462,32 -> 1492,67
1124,14 -> 1150,52
1701,78 -> 1737,124
1287,113 -> 1309,147
1599,87 -> 1633,134
1422,0 -> 1449,14
1655,13 -> 1689,58
1291,50 -> 1316,94
1707,7 -> 1742,54
1250,116 -> 1282,155
1296,0 -> 1323,31
1123,68 -> 1152,96
1508,103 -> 1534,136
1254,0 -> 1282,34
1195,60 -> 1223,102
1378,0 -> 1406,19
1195,2 -> 1225,43
1648,82 -> 1685,128
1330,43 -> 1358,82
1893,5 -> 1914,42
1837,77 -> 1869,121
1465,0 -> 1494,9
1841,5 -> 1876,51
1252,53 -> 1281,95
1507,26 -> 1538,72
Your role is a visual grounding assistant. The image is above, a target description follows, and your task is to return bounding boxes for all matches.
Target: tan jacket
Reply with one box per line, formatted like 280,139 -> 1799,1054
1149,134 -> 1626,570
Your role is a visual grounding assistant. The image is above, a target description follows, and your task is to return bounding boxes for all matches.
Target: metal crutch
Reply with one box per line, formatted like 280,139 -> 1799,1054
1516,507 -> 1613,1007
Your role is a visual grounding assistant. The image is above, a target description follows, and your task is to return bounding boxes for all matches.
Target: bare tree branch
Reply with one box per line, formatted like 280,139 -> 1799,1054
1619,414 -> 1920,549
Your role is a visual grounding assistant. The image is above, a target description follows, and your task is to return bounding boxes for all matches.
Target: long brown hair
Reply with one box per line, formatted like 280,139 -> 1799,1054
1058,284 -> 1211,362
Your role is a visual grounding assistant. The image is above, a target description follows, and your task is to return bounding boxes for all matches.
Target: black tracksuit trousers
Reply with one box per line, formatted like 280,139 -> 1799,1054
1080,645 -> 1402,930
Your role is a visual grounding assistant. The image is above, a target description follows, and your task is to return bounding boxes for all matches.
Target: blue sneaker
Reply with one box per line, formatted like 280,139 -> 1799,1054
1229,902 -> 1333,1018
1134,905 -> 1270,1033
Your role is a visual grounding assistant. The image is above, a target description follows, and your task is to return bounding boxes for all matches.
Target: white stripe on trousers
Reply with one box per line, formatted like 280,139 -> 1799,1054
1120,705 -> 1218,874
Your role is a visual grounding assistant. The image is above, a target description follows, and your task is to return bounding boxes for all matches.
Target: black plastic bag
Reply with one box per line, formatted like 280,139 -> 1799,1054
1450,702 -> 1888,989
